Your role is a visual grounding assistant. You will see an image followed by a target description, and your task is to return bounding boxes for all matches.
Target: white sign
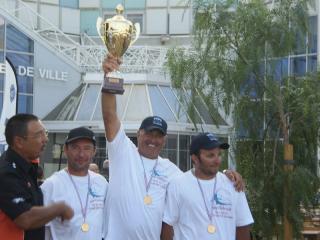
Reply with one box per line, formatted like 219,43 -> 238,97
0,63 -> 68,81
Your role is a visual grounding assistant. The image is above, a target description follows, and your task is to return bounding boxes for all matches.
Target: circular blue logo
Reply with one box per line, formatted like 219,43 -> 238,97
10,84 -> 16,102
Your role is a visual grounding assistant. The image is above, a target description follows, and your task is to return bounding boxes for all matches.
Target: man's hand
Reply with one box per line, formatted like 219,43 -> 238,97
223,169 -> 245,192
102,54 -> 122,74
58,202 -> 74,221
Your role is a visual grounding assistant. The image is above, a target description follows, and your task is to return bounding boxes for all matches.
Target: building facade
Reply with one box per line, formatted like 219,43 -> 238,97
0,0 -> 318,177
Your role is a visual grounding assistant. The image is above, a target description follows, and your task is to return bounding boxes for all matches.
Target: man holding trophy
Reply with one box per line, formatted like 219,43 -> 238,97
98,5 -> 183,239
99,4 -> 244,239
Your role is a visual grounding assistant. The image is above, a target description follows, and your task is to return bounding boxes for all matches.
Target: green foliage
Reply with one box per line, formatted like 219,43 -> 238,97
167,0 -> 320,238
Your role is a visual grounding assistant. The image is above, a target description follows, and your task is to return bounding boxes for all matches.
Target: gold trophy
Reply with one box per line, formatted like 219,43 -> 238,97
97,4 -> 140,94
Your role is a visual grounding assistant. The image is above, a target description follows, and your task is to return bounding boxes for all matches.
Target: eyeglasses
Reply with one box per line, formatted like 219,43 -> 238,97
22,129 -> 49,139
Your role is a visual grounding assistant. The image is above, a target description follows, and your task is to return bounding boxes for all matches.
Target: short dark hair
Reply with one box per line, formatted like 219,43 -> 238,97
5,114 -> 39,146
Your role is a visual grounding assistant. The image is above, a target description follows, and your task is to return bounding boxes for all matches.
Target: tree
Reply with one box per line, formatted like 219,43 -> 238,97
167,0 -> 320,238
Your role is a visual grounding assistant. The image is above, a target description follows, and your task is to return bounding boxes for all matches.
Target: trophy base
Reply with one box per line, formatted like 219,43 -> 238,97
102,75 -> 124,95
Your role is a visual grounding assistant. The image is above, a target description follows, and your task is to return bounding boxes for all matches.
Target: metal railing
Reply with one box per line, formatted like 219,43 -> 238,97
0,0 -> 169,74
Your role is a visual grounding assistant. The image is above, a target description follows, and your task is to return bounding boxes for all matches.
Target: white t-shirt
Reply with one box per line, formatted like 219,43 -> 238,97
163,170 -> 254,240
104,125 -> 182,240
41,169 -> 108,240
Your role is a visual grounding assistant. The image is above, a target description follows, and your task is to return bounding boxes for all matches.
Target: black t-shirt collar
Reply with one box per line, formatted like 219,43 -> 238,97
6,147 -> 32,174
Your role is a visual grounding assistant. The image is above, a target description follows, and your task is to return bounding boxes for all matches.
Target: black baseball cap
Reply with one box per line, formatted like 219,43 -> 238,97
139,116 -> 167,135
190,132 -> 229,155
65,127 -> 96,145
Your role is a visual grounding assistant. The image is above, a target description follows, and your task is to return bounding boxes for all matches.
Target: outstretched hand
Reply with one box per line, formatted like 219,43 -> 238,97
102,54 -> 122,74
223,169 -> 245,192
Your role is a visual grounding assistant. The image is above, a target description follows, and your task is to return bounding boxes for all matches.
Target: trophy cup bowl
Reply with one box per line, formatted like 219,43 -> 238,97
97,4 -> 140,95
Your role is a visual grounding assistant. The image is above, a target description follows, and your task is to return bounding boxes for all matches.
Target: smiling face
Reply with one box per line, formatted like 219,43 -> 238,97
192,147 -> 222,179
137,129 -> 166,159
64,138 -> 96,176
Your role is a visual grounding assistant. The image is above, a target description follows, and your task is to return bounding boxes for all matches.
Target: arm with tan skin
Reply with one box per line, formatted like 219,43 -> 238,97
101,54 -> 121,141
236,225 -> 251,240
224,169 -> 245,192
160,222 -> 174,240
14,201 -> 74,230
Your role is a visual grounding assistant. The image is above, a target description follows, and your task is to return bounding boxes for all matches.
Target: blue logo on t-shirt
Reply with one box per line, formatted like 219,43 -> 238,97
89,187 -> 103,198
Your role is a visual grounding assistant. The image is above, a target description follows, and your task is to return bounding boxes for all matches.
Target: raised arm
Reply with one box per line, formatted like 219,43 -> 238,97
101,54 -> 121,141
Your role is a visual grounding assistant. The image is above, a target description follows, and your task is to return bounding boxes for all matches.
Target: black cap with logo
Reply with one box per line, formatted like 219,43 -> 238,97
65,127 -> 96,145
139,116 -> 167,135
190,132 -> 229,155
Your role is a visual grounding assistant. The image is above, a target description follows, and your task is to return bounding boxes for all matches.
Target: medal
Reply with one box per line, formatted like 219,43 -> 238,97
81,223 -> 89,232
195,169 -> 218,235
144,195 -> 152,205
207,224 -> 216,234
66,170 -> 91,234
140,156 -> 158,206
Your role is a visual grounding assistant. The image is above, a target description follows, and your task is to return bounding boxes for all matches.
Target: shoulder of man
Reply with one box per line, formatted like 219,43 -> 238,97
0,153 -> 20,178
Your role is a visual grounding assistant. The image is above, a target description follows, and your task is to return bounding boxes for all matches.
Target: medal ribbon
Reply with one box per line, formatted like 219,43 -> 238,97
196,171 -> 217,224
140,155 -> 158,195
66,170 -> 90,223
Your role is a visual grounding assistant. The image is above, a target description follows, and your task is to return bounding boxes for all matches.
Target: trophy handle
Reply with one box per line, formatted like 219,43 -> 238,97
96,17 -> 105,44
130,23 -> 140,46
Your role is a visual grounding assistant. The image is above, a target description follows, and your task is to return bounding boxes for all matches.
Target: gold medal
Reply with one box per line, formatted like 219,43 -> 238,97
81,223 -> 89,232
144,195 -> 152,205
207,224 -> 216,234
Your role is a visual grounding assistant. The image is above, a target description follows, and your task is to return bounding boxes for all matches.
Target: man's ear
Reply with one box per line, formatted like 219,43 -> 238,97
13,136 -> 24,149
191,154 -> 199,166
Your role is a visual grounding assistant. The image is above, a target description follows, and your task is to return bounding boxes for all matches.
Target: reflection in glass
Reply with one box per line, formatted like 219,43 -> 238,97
60,0 -> 78,8
290,56 -> 306,77
125,85 -> 151,120
160,86 -> 189,123
148,85 -> 176,122
76,84 -> 100,120
173,88 -> 202,124
293,30 -> 306,55
308,56 -> 317,73
308,16 -> 317,53
7,24 -> 34,53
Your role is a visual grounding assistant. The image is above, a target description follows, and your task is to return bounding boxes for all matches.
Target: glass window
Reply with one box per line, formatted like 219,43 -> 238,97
102,0 -> 123,9
179,135 -> 191,172
125,85 -> 151,120
92,93 -> 102,121
127,14 -> 143,32
125,0 -> 145,9
17,94 -> 33,113
308,55 -> 317,73
60,0 -> 78,9
0,17 -> 4,50
6,24 -> 34,53
116,84 -> 131,119
160,86 -> 189,123
6,53 -> 34,94
76,84 -> 100,120
161,135 -> 177,164
80,10 -> 100,36
293,29 -> 306,55
148,85 -> 176,122
308,16 -> 317,53
268,58 -> 288,82
173,88 -> 203,124
290,56 -> 306,77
